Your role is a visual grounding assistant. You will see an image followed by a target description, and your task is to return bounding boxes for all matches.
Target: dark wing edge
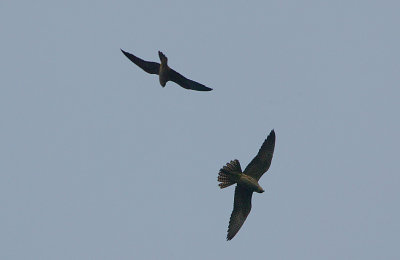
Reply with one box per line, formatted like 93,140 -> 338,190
243,129 -> 276,181
168,68 -> 212,91
227,185 -> 253,240
120,49 -> 160,75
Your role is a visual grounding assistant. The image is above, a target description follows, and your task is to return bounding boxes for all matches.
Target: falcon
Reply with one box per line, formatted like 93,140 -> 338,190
121,49 -> 212,91
218,129 -> 276,240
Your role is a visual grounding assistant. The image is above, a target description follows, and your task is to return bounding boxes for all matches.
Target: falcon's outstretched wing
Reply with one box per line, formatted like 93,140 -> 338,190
227,185 -> 253,240
243,129 -> 276,181
121,49 -> 160,75
168,68 -> 212,91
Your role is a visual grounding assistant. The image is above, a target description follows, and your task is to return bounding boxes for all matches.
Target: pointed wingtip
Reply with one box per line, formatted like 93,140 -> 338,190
268,129 -> 276,142
186,84 -> 213,91
226,232 -> 235,241
120,49 -> 129,56
195,84 -> 213,91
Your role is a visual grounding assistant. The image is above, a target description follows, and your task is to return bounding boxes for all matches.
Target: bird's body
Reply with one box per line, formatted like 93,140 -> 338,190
238,174 -> 264,193
218,129 -> 276,240
158,63 -> 168,87
158,51 -> 169,87
121,49 -> 212,91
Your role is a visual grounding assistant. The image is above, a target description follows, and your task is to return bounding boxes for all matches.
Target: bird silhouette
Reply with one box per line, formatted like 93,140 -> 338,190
121,49 -> 212,91
218,129 -> 276,240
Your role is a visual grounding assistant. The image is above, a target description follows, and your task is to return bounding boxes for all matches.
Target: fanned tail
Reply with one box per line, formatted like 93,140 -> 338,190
218,159 -> 242,189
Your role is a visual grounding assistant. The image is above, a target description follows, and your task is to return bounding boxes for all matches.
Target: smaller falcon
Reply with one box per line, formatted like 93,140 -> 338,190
121,49 -> 212,91
218,129 -> 276,240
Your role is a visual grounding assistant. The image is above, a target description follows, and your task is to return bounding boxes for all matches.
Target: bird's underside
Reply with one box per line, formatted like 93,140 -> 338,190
218,129 -> 276,240
121,49 -> 212,91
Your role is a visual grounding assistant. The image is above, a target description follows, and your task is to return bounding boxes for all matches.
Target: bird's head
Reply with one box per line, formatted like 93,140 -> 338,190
256,185 -> 265,193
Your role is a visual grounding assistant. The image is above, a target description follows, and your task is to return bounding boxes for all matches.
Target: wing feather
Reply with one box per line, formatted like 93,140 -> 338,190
227,185 -> 253,240
243,130 -> 276,181
168,68 -> 212,91
121,49 -> 160,75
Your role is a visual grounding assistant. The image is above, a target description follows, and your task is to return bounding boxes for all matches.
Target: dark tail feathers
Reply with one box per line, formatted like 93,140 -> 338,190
158,51 -> 168,63
218,159 -> 242,189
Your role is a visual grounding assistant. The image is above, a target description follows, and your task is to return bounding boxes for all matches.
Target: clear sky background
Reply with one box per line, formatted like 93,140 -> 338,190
1,1 -> 399,259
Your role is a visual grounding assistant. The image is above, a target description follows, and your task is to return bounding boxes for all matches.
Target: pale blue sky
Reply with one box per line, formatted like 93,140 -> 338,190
1,1 -> 399,259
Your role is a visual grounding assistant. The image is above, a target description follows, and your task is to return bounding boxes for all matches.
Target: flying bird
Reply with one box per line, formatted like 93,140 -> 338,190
121,49 -> 212,91
218,129 -> 276,240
